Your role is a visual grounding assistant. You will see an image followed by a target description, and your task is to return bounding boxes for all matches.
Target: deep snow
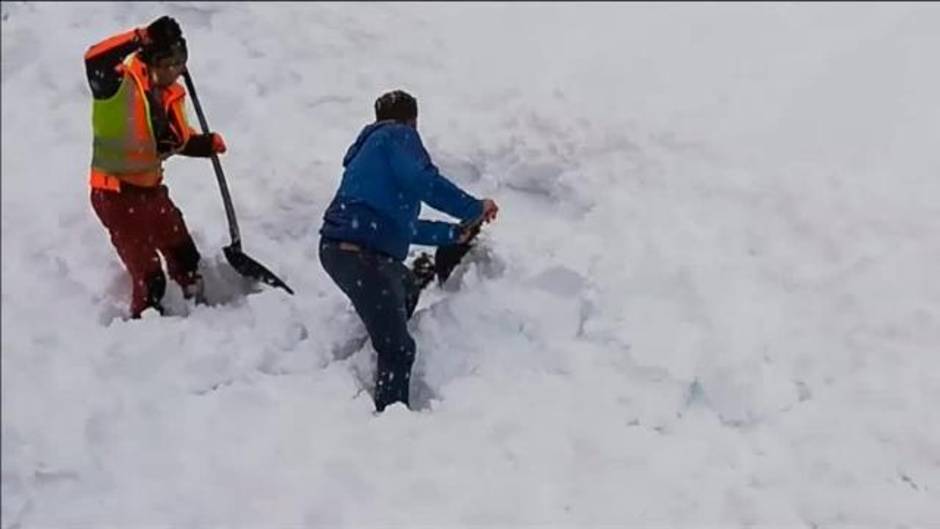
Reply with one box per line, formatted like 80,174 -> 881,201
2,2 -> 939,527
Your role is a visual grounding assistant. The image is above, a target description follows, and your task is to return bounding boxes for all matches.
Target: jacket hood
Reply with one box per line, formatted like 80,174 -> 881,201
342,121 -> 396,167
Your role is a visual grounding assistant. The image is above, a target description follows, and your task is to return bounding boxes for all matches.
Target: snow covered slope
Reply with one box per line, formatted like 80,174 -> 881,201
3,2 -> 939,527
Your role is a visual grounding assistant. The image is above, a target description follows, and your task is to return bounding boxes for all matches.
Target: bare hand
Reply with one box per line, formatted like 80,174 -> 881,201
481,198 -> 499,223
456,199 -> 498,243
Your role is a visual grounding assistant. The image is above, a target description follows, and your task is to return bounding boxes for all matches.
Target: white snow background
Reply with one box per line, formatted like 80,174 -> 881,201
2,2 -> 939,528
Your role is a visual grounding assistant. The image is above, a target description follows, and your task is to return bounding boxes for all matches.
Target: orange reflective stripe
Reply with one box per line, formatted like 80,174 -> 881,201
122,58 -> 156,164
168,99 -> 192,146
125,56 -> 152,92
162,85 -> 189,148
125,57 -> 191,150
90,167 -> 163,190
89,169 -> 122,192
84,29 -> 139,61
165,84 -> 185,101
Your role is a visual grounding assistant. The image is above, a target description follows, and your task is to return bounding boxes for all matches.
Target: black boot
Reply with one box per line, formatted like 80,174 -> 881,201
131,274 -> 167,319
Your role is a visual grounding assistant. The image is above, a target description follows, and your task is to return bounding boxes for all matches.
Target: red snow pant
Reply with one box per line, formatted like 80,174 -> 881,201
91,184 -> 201,318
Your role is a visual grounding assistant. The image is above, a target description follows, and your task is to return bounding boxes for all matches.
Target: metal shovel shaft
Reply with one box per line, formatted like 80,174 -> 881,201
182,71 -> 241,248
182,69 -> 293,295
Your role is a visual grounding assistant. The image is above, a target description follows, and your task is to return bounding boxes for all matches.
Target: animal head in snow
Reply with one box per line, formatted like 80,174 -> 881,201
374,90 -> 418,125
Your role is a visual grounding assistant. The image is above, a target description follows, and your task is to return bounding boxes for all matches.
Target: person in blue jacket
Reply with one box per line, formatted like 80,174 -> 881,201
320,90 -> 499,412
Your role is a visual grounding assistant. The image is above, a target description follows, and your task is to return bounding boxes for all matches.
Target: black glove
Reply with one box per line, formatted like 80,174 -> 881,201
146,16 -> 183,47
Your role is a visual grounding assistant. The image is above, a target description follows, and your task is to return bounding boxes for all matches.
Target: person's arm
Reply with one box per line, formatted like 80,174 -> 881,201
412,220 -> 460,246
84,28 -> 148,99
386,127 -> 484,223
172,98 -> 227,157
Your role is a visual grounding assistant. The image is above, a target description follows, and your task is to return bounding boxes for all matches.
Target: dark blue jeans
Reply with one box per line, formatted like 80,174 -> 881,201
319,237 -> 422,412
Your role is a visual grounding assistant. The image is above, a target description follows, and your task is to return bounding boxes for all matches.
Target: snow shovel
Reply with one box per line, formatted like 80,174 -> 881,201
182,69 -> 294,295
433,215 -> 485,284
411,214 -> 487,290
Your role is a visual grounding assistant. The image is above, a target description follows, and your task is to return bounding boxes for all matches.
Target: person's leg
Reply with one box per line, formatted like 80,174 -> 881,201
150,185 -> 203,300
319,239 -> 416,411
91,188 -> 166,317
371,256 -> 420,409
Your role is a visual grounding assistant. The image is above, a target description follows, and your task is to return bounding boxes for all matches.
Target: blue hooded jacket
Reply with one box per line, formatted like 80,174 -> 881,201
320,121 -> 483,260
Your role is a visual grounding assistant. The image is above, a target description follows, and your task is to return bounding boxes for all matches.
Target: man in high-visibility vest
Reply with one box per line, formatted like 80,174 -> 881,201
85,16 -> 227,318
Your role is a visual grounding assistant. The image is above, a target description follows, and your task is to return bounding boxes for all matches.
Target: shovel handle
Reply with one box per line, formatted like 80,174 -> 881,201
182,69 -> 241,249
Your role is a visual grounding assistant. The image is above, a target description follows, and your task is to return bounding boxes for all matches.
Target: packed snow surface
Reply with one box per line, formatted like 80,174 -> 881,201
2,2 -> 939,527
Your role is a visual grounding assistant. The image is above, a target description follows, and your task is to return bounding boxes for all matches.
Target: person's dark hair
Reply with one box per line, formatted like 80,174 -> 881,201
140,38 -> 188,66
374,90 -> 418,122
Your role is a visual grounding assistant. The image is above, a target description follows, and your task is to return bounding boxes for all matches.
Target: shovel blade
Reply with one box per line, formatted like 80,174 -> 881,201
434,242 -> 474,285
223,245 -> 294,295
